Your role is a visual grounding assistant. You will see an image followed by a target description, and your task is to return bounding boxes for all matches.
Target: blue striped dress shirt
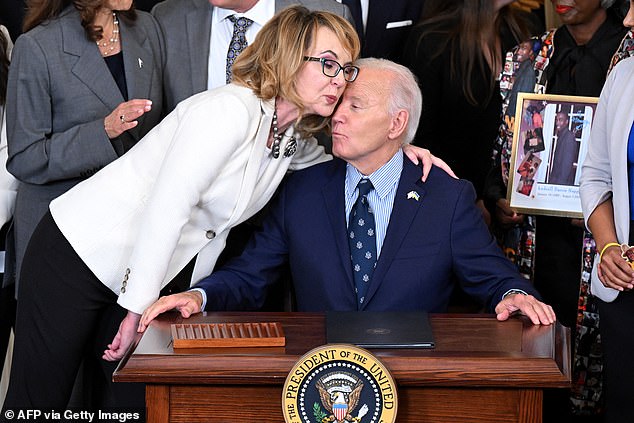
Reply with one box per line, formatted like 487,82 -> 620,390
345,150 -> 403,258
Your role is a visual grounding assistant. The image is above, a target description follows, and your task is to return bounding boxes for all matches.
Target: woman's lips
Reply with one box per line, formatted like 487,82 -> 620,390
555,5 -> 573,14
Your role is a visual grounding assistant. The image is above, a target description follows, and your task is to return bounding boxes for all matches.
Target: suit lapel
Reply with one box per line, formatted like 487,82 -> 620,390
120,17 -> 151,140
187,1 -> 213,93
361,158 -> 426,309
323,160 -> 355,293
63,9 -> 123,112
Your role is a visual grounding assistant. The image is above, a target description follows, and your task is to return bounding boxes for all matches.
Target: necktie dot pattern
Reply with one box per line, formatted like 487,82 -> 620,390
226,15 -> 253,84
348,179 -> 377,308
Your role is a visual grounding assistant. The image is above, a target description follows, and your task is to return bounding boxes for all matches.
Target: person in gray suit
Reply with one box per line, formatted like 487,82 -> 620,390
152,0 -> 352,113
4,0 -> 164,408
5,0 -> 164,299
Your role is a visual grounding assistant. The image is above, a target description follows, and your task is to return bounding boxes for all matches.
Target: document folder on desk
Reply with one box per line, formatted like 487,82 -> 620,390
326,311 -> 435,348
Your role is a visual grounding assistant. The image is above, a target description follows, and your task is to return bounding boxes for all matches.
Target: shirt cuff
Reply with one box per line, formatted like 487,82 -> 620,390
502,288 -> 528,299
190,287 -> 208,310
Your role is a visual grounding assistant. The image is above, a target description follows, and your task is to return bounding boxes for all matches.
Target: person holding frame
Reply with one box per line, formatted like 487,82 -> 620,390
484,0 -> 631,419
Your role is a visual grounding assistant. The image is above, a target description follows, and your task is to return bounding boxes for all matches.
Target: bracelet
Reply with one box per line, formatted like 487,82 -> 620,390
600,242 -> 621,261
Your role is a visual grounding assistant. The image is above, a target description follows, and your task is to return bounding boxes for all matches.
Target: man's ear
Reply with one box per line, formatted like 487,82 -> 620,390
387,109 -> 408,141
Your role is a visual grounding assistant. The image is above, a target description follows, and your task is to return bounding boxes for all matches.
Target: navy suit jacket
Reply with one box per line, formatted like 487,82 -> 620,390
197,154 -> 539,312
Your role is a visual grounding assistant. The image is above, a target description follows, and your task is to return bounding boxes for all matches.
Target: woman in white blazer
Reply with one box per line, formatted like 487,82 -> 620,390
3,6 -> 443,410
580,50 -> 634,422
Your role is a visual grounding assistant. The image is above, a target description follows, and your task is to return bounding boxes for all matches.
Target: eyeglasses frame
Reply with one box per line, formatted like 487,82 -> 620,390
303,56 -> 359,82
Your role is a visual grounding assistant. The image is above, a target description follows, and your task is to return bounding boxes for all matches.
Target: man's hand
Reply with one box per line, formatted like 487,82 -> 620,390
402,145 -> 457,181
138,291 -> 204,333
103,311 -> 141,361
495,293 -> 556,325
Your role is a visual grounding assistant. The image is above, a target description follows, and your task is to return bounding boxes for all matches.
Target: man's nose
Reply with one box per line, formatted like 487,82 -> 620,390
332,108 -> 345,123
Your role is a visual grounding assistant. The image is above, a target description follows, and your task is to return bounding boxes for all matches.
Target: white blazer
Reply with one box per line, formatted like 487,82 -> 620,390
580,57 -> 634,302
50,84 -> 330,313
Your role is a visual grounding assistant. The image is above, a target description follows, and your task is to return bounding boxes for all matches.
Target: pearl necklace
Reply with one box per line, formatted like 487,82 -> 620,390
271,110 -> 298,159
96,12 -> 119,56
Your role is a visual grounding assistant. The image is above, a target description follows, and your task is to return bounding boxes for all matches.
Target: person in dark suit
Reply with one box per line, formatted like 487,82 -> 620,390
139,58 -> 556,329
152,0 -> 353,113
341,0 -> 423,63
547,111 -> 579,186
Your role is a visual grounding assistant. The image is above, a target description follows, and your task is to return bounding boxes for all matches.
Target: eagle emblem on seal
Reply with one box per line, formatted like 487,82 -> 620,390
315,372 -> 369,422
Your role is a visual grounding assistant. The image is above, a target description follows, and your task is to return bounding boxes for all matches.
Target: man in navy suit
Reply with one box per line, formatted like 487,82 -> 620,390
139,58 -> 555,329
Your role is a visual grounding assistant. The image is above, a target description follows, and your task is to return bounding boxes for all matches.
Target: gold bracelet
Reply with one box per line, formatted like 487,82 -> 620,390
600,242 -> 621,261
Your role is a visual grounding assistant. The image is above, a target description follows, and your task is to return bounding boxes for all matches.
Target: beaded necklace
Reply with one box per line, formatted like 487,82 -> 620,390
96,12 -> 120,56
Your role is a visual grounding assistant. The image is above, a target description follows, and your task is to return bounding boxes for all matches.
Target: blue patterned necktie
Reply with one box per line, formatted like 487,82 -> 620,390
348,179 -> 377,308
226,15 -> 253,84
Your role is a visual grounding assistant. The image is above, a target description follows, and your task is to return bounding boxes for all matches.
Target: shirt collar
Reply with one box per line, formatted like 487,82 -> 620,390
345,149 -> 403,200
214,0 -> 274,28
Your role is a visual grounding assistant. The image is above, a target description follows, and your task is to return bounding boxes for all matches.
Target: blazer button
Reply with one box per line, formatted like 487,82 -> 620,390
205,230 -> 216,240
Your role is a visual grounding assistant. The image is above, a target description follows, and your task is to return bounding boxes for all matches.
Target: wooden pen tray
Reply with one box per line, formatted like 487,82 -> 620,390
171,322 -> 286,348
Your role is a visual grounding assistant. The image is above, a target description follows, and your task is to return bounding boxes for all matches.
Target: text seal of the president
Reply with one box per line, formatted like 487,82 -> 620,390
282,344 -> 397,423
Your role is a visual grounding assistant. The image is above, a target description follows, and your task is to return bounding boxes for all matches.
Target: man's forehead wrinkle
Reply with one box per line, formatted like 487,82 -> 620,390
348,79 -> 386,105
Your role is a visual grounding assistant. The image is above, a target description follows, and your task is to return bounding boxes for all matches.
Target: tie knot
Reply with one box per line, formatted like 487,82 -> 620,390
357,179 -> 373,197
228,15 -> 253,30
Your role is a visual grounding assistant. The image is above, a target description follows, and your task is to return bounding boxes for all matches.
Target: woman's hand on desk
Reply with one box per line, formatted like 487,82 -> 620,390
103,311 -> 141,362
138,291 -> 204,333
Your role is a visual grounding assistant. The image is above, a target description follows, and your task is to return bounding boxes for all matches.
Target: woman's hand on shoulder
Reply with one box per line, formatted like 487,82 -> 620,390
402,144 -> 457,181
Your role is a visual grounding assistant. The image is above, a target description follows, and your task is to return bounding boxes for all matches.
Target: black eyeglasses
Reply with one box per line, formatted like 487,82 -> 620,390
303,56 -> 359,82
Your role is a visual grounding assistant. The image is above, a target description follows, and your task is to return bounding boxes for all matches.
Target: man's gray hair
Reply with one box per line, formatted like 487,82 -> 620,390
354,57 -> 422,144
601,0 -> 616,8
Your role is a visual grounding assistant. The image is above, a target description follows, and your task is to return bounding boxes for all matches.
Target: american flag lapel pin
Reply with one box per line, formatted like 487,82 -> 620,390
407,191 -> 420,201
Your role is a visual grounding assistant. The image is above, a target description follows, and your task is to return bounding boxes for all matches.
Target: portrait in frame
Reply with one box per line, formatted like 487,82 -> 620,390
507,93 -> 599,218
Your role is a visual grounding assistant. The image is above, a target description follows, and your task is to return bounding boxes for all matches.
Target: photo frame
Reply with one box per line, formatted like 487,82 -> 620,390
507,93 -> 599,218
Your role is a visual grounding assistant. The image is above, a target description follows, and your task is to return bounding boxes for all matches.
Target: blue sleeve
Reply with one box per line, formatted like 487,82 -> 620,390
193,184 -> 291,310
449,180 -> 541,312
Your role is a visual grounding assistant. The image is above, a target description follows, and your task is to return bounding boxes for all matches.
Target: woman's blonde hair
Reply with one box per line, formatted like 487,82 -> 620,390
231,5 -> 360,138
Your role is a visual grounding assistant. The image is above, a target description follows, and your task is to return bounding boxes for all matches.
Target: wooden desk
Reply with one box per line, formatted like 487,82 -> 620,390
114,313 -> 570,423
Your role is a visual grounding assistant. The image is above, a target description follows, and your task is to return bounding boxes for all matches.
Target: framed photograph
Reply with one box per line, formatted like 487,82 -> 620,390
507,93 -> 599,218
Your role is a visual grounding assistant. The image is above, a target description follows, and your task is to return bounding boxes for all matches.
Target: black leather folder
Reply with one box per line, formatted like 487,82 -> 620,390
326,311 -> 435,348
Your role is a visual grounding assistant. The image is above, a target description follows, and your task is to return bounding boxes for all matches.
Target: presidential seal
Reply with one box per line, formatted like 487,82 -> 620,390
282,344 -> 397,423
